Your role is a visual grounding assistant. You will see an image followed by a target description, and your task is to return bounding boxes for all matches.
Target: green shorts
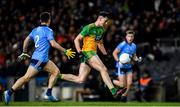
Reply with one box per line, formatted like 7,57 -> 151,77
81,51 -> 96,63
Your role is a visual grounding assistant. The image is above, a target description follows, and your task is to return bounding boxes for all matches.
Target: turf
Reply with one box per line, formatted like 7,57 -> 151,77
0,101 -> 180,106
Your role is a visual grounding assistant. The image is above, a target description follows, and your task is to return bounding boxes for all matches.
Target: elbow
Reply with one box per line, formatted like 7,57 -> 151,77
24,37 -> 29,44
50,42 -> 56,48
112,51 -> 115,57
112,52 -> 117,59
74,38 -> 78,45
74,38 -> 77,43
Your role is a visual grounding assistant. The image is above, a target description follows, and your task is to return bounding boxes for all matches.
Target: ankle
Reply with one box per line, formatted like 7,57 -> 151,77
46,88 -> 52,96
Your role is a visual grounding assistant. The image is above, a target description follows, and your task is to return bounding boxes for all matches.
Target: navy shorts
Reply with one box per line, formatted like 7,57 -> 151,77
115,67 -> 132,76
30,59 -> 48,71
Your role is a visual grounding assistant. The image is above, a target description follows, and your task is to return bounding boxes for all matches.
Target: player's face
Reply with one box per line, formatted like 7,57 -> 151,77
99,17 -> 108,27
126,34 -> 134,43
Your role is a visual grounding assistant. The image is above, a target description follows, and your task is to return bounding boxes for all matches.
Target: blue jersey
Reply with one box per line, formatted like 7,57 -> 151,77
29,25 -> 54,62
116,41 -> 136,68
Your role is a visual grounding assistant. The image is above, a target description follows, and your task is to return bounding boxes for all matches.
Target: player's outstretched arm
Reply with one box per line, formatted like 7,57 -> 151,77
74,34 -> 83,53
97,39 -> 107,55
50,40 -> 66,52
113,48 -> 120,62
50,40 -> 75,59
23,36 -> 31,53
17,36 -> 31,62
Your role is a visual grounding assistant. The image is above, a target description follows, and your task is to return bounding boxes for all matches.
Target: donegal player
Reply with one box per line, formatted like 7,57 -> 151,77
3,12 -> 75,105
60,11 -> 125,98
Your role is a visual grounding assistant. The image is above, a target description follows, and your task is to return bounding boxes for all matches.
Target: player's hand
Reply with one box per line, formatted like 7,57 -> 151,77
137,57 -> 142,63
17,53 -> 30,62
65,48 -> 76,59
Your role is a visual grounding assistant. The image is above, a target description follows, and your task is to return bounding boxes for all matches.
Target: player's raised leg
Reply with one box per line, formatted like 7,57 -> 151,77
43,60 -> 60,102
3,66 -> 38,105
87,55 -> 122,97
60,63 -> 91,83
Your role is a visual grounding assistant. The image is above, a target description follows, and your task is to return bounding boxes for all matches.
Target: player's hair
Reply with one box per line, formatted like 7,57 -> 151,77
98,11 -> 110,19
124,30 -> 135,43
126,30 -> 135,35
40,12 -> 51,23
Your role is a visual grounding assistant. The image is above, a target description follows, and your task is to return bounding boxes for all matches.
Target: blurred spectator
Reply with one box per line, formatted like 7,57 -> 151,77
136,70 -> 154,102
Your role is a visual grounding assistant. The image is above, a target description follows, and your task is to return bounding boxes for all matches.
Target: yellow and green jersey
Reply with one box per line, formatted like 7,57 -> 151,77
80,23 -> 105,52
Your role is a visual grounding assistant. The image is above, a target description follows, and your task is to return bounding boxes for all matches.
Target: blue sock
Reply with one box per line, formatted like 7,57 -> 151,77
46,88 -> 52,96
8,88 -> 14,96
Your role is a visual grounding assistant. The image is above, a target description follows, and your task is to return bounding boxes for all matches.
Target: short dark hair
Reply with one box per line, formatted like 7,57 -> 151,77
126,30 -> 135,35
98,11 -> 110,19
40,12 -> 51,23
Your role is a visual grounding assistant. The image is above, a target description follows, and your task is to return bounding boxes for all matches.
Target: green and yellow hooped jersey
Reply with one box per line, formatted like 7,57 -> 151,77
80,23 -> 105,52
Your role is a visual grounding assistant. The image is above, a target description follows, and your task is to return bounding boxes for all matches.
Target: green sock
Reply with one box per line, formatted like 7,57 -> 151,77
110,88 -> 117,95
58,74 -> 63,80
115,86 -> 124,89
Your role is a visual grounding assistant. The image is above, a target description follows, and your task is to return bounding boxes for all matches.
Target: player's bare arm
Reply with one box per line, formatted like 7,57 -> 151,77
113,48 -> 120,62
23,36 -> 31,53
74,34 -> 83,53
50,40 -> 75,59
17,36 -> 31,62
50,40 -> 66,52
97,39 -> 107,55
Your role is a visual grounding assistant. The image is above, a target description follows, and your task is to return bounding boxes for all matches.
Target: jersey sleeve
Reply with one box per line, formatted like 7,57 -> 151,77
28,29 -> 34,39
47,30 -> 54,41
116,42 -> 124,51
80,25 -> 90,37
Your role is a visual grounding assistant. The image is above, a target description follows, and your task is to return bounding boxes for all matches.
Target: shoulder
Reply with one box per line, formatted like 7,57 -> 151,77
132,43 -> 136,47
116,41 -> 126,49
31,27 -> 38,32
131,43 -> 137,50
43,27 -> 53,34
29,27 -> 37,35
120,41 -> 126,46
87,23 -> 95,28
44,27 -> 53,32
47,27 -> 53,31
83,23 -> 95,30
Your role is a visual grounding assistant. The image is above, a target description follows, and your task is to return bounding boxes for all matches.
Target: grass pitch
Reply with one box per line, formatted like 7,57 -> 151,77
1,101 -> 180,106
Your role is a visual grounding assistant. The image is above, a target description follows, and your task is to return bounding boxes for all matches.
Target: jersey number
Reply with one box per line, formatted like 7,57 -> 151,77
95,35 -> 102,41
35,35 -> 39,48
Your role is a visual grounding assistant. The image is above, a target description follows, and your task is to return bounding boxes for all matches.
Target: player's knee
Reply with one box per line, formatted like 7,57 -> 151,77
127,81 -> 132,87
22,76 -> 31,83
77,78 -> 85,83
121,82 -> 126,87
53,69 -> 60,76
55,70 -> 60,76
118,83 -> 124,87
100,66 -> 108,72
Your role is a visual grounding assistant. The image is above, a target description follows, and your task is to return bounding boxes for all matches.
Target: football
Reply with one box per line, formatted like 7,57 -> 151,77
119,53 -> 131,64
